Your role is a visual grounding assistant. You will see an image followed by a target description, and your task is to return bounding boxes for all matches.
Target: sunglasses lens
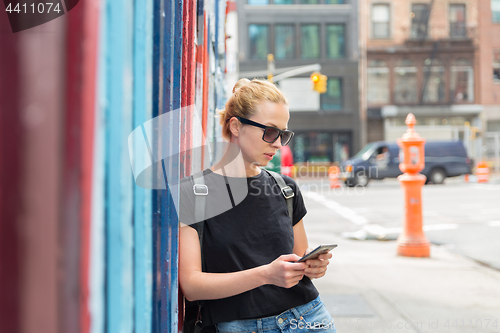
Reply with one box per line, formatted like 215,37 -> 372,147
263,128 -> 280,143
281,131 -> 293,146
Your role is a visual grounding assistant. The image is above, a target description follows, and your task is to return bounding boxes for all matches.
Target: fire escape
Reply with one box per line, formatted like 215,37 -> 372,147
415,0 -> 437,105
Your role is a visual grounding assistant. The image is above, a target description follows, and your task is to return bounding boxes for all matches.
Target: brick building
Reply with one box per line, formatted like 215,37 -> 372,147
360,0 -> 483,159
477,0 -> 500,169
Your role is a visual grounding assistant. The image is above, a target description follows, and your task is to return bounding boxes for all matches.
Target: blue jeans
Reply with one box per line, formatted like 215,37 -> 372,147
216,296 -> 336,333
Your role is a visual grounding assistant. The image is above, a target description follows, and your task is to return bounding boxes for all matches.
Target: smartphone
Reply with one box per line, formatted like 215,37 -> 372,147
296,244 -> 337,262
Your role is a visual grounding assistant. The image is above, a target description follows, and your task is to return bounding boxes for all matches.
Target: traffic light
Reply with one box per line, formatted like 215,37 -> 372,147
310,72 -> 327,93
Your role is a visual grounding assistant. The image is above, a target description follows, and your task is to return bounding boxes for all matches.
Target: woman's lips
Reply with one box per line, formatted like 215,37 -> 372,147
264,153 -> 274,160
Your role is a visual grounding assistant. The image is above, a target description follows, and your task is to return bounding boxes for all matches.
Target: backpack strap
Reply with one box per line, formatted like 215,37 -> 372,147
190,171 -> 207,328
263,169 -> 294,224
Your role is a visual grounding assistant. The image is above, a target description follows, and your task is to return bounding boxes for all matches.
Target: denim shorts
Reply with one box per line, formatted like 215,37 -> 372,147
215,296 -> 336,333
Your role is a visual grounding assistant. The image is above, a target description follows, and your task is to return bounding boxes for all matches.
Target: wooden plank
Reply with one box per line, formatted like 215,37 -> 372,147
0,15 -> 22,333
133,0 -> 154,332
16,20 -> 66,333
78,0 -> 101,332
103,0 -> 135,332
160,0 -> 182,332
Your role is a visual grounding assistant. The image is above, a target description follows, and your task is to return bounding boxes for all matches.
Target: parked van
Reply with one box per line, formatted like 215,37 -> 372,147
340,141 -> 472,187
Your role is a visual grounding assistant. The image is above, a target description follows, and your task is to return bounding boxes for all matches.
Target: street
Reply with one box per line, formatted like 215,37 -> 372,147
298,177 -> 500,270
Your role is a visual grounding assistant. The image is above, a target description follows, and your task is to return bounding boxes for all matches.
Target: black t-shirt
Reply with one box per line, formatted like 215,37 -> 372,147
179,168 -> 319,326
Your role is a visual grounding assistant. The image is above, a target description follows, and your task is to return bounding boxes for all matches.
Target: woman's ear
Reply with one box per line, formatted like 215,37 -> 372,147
229,117 -> 240,138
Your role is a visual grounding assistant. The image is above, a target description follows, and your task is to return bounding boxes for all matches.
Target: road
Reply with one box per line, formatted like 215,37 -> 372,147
297,176 -> 500,270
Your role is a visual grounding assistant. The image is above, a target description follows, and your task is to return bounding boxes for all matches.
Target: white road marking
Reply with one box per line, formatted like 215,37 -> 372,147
303,191 -> 369,225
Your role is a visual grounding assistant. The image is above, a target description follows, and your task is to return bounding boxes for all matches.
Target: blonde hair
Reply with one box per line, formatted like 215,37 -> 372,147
217,78 -> 289,141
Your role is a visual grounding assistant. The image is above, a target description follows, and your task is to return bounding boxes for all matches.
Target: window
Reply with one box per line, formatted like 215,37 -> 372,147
449,4 -> 466,38
275,25 -> 295,59
372,4 -> 390,38
493,0 -> 500,22
300,24 -> 320,59
292,132 -> 333,163
367,60 -> 390,104
248,0 -> 269,4
300,0 -> 345,3
422,59 -> 446,103
326,24 -> 345,59
249,24 -> 269,60
494,51 -> 500,81
450,59 -> 474,102
321,78 -> 343,110
410,4 -> 430,39
274,0 -> 293,4
394,59 -> 418,103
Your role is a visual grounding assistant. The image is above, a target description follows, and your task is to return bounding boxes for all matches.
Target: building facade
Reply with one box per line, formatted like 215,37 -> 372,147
236,0 -> 361,164
477,0 -> 500,170
361,0 -> 483,160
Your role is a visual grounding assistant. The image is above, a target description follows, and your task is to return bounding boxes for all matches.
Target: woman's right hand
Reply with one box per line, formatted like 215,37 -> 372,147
264,254 -> 307,289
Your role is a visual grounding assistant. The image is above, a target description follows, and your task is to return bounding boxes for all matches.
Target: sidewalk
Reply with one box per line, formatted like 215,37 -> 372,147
312,236 -> 500,333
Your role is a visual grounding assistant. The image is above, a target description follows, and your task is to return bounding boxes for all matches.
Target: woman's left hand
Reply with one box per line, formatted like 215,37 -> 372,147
303,248 -> 332,279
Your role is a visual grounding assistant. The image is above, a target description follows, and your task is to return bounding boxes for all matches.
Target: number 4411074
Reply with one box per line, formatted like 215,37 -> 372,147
5,3 -> 62,14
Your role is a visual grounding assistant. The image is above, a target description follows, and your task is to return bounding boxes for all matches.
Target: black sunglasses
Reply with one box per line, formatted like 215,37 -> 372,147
235,117 -> 294,146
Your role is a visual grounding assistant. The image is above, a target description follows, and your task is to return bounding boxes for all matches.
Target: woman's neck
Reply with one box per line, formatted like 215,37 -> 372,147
210,143 -> 261,178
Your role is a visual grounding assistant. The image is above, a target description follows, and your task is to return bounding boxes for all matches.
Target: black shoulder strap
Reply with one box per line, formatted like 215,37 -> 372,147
189,171 -> 208,329
190,171 -> 206,271
263,169 -> 294,224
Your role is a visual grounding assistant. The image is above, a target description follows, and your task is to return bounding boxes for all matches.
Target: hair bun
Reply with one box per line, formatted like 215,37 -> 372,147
232,78 -> 251,93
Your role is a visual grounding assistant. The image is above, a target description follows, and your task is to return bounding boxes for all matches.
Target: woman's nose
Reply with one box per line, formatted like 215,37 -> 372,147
271,135 -> 282,148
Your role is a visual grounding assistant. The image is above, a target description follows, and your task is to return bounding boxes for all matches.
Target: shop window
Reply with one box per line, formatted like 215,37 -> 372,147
423,58 -> 446,103
275,25 -> 295,59
372,4 -> 390,39
321,78 -> 343,111
274,0 -> 294,4
367,60 -> 390,104
249,24 -> 269,60
300,24 -> 320,59
449,4 -> 466,38
450,58 -> 474,102
410,4 -> 430,39
394,59 -> 418,103
326,24 -> 345,59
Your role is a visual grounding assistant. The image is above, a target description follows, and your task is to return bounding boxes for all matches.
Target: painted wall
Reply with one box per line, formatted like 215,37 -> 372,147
0,0 -> 227,332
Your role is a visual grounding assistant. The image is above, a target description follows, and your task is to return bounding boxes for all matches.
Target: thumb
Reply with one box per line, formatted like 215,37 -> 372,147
280,253 -> 302,262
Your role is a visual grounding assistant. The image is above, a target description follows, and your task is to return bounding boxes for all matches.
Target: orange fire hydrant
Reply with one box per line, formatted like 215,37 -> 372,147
328,165 -> 342,188
396,113 -> 430,257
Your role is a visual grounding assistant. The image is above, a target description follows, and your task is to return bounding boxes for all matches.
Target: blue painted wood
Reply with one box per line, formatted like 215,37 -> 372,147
151,0 -> 162,331
151,0 -> 183,332
90,3 -> 110,332
103,0 -> 135,332
161,0 -> 183,332
133,0 -> 154,332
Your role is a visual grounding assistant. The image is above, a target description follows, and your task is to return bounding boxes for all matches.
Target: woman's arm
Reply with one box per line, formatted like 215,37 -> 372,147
179,223 -> 307,302
293,219 -> 332,280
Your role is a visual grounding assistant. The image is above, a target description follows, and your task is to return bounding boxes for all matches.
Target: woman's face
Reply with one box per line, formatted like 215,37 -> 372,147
232,101 -> 290,170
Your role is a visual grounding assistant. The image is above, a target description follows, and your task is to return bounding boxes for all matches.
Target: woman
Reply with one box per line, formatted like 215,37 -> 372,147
179,78 -> 336,333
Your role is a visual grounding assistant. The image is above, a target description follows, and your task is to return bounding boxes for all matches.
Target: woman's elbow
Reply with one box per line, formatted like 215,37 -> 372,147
180,280 -> 200,302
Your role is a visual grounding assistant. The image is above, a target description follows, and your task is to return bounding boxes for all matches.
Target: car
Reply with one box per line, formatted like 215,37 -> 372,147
340,141 -> 472,187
